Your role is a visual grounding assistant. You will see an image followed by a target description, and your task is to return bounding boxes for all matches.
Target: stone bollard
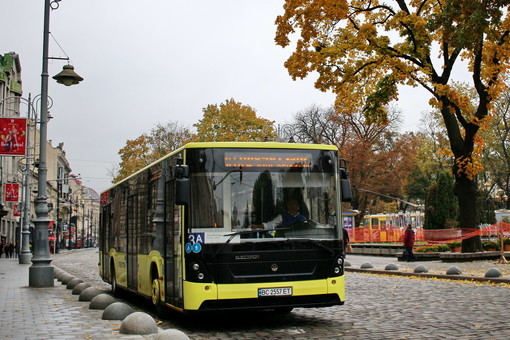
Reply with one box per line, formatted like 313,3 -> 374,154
485,268 -> 503,278
66,278 -> 84,289
72,282 -> 91,295
102,302 -> 134,320
344,260 -> 351,267
120,312 -> 158,335
446,266 -> 462,275
61,275 -> 77,285
385,263 -> 398,271
79,287 -> 103,302
53,268 -> 63,278
148,329 -> 191,340
89,294 -> 117,310
360,262 -> 373,269
58,273 -> 71,282
414,265 -> 428,273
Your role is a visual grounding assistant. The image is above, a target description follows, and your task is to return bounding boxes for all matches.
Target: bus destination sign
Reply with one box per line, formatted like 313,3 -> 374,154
224,152 -> 312,168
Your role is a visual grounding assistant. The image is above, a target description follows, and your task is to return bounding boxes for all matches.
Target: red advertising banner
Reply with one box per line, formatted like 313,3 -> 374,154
100,191 -> 109,205
13,204 -> 21,217
0,117 -> 27,156
5,183 -> 20,202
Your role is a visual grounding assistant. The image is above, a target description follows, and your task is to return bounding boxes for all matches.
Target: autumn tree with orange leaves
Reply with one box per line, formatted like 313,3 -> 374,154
114,121 -> 193,183
288,104 -> 420,227
193,98 -> 276,142
276,0 -> 510,252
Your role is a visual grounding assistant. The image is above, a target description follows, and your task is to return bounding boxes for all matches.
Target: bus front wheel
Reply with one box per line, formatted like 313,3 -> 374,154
151,278 -> 161,306
151,277 -> 165,315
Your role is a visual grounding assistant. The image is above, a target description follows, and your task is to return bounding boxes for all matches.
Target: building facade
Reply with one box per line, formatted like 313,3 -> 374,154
0,51 -> 99,251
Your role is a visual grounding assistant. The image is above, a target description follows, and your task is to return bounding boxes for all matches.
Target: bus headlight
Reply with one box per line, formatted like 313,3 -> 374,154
331,257 -> 344,276
187,260 -> 212,283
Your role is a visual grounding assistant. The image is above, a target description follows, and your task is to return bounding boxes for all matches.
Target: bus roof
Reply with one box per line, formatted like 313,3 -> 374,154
102,141 -> 338,194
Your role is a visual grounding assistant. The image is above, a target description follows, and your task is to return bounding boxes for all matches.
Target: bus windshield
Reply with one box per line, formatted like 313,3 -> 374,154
187,148 -> 340,243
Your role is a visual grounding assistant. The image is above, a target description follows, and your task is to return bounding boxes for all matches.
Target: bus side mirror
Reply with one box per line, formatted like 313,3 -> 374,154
176,178 -> 190,205
339,168 -> 352,202
174,161 -> 190,206
341,179 -> 352,202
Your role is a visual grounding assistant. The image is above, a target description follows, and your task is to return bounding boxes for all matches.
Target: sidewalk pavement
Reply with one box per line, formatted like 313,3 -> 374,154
0,257 -> 144,340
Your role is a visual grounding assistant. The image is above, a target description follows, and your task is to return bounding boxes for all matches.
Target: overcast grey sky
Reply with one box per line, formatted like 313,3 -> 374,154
2,0 -> 431,193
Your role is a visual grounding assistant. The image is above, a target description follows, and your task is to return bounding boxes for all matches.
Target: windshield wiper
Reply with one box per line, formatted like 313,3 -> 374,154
213,229 -> 263,257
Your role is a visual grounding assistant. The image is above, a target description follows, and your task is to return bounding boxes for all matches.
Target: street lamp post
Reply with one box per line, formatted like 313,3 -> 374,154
19,94 -> 35,264
29,0 -> 83,288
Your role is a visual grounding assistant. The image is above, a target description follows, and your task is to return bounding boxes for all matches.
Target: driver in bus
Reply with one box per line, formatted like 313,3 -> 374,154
252,198 -> 307,230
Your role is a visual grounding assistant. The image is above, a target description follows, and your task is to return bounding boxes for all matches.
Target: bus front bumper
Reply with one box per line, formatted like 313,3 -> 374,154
182,276 -> 345,311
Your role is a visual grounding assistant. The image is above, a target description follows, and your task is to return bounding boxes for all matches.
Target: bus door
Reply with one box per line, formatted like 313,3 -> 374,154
165,180 -> 184,308
127,195 -> 138,290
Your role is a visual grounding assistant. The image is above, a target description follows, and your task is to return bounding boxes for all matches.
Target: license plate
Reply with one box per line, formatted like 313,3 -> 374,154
258,287 -> 293,297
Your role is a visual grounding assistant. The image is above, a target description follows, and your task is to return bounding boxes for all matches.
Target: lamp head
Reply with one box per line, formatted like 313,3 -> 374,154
52,64 -> 83,86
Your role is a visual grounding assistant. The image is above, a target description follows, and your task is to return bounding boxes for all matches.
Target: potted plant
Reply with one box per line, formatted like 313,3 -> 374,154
437,244 -> 450,252
503,237 -> 510,251
447,241 -> 462,252
482,240 -> 500,251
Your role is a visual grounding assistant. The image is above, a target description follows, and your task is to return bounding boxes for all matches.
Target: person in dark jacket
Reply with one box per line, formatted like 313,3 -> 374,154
403,224 -> 416,262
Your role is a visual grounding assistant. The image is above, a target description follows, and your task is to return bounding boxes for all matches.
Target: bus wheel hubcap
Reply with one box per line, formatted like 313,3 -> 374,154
152,279 -> 160,305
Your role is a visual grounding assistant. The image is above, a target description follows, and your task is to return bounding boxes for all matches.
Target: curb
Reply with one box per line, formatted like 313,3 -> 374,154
345,267 -> 510,284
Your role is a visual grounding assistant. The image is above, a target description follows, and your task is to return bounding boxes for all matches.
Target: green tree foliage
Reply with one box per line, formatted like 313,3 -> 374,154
424,172 -> 458,229
476,188 -> 497,225
193,98 -> 276,142
424,182 -> 438,230
404,167 -> 431,202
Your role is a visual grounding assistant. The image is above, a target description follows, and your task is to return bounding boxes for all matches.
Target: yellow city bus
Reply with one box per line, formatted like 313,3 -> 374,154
99,142 -> 351,313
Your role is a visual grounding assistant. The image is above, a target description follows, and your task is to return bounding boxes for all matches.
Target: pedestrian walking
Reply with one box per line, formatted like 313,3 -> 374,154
15,242 -> 19,258
343,227 -> 352,254
8,242 -> 14,258
403,224 -> 416,262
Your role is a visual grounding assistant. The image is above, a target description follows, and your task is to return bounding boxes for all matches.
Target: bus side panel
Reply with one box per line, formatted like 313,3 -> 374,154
111,249 -> 128,288
137,254 -> 151,296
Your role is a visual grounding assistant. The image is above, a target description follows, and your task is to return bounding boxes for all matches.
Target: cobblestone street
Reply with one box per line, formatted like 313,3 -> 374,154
51,249 -> 510,339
